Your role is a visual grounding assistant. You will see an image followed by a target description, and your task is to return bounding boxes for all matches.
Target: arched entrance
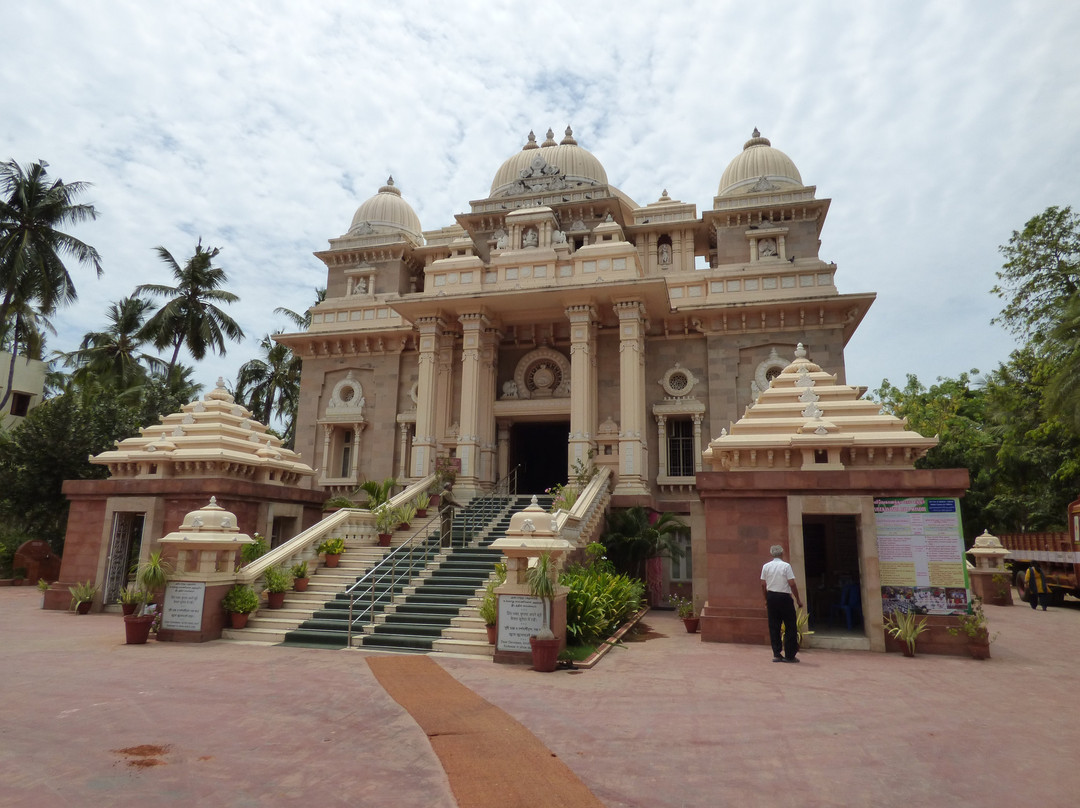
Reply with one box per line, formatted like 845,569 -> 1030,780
510,421 -> 569,494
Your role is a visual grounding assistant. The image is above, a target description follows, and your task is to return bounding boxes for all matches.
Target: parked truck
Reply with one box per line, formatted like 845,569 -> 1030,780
998,497 -> 1080,605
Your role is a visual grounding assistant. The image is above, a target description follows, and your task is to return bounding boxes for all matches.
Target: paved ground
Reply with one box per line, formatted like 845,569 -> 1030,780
2,586 -> 1079,807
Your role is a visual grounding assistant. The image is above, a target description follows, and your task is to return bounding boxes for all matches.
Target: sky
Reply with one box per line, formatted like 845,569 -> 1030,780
3,0 -> 1079,404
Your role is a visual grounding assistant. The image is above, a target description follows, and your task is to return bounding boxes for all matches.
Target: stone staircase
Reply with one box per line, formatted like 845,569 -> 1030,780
223,493 -> 551,657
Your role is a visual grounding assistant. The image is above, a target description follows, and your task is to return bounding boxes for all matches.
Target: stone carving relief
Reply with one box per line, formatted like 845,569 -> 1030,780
658,363 -> 699,398
552,229 -> 567,245
494,229 -> 509,250
749,176 -> 779,193
511,347 -> 571,399
658,242 -> 672,266
327,371 -> 366,414
759,237 -> 777,257
750,347 -> 789,401
522,227 -> 539,248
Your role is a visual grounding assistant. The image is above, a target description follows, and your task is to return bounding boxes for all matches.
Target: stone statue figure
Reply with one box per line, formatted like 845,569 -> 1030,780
522,228 -> 539,248
552,229 -> 567,245
759,238 -> 777,257
501,380 -> 519,399
495,229 -> 509,250
352,276 -> 367,294
658,243 -> 672,265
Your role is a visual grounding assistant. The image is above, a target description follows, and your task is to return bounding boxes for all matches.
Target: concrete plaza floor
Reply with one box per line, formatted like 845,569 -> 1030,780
2,586 -> 1078,807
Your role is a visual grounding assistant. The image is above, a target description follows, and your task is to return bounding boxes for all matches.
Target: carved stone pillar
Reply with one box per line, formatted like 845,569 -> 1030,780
410,316 -> 443,477
398,423 -> 411,480
692,413 -> 704,473
497,420 -> 511,481
457,312 -> 489,491
613,300 -> 649,495
350,423 -> 363,480
320,424 -> 332,478
478,324 -> 500,487
655,413 -> 668,479
566,304 -> 598,475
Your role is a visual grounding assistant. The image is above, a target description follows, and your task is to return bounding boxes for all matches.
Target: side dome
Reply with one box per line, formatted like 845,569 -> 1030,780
717,130 -> 804,197
489,127 -> 608,197
347,177 -> 423,243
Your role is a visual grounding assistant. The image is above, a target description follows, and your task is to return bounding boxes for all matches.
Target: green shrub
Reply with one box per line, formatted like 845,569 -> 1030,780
223,584 -> 259,615
561,564 -> 644,644
241,533 -> 269,566
263,566 -> 293,594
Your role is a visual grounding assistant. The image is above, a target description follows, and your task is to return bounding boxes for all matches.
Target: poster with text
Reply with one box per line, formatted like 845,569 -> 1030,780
874,497 -> 968,615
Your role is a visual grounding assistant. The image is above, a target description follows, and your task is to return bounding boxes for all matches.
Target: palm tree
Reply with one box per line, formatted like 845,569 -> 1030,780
0,159 -> 102,409
274,287 -> 326,330
135,240 -> 244,375
235,334 -> 301,435
601,506 -> 687,582
65,296 -> 164,390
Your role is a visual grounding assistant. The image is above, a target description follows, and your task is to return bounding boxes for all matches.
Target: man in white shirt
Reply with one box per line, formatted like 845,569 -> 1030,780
760,544 -> 804,663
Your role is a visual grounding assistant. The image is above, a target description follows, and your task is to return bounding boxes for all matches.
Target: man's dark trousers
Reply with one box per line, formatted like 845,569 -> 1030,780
766,591 -> 798,660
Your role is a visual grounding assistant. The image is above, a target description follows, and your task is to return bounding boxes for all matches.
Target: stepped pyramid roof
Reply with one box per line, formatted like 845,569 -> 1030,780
92,378 -> 315,485
702,344 -> 937,472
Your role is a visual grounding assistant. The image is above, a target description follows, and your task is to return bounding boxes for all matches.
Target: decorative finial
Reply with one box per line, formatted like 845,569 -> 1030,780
387,175 -> 394,186
209,496 -> 218,506
542,128 -> 557,147
795,343 -> 807,359
752,127 -> 760,138
659,189 -> 670,201
523,130 -> 539,150
560,125 -> 577,145
216,376 -> 226,389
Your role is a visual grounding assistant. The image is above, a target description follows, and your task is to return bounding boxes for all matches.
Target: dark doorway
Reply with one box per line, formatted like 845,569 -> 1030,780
802,515 -> 862,634
510,422 -> 569,494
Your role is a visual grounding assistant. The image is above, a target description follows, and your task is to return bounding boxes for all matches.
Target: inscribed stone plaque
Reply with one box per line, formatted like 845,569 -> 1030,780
497,594 -> 544,652
162,581 -> 206,631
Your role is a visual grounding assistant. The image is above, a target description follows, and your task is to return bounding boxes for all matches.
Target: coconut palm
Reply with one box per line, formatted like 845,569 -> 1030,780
135,240 -> 244,376
0,159 -> 102,409
235,333 -> 301,431
274,287 -> 326,330
601,506 -> 687,581
65,296 -> 164,389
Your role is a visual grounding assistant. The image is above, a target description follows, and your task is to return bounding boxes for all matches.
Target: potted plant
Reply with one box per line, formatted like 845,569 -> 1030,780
359,476 -> 397,509
396,503 -> 417,531
317,537 -> 346,567
263,566 -> 293,609
884,609 -> 929,657
526,552 -> 560,672
68,580 -> 98,614
374,505 -> 396,546
240,533 -> 269,566
479,580 -> 499,644
323,494 -> 356,512
414,491 -> 430,518
948,597 -> 996,659
673,596 -> 699,633
36,578 -> 50,608
125,551 -> 172,644
117,584 -> 145,616
291,560 -> 310,592
222,583 -> 259,628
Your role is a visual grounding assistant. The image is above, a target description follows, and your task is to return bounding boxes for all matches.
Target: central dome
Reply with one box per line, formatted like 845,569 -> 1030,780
489,127 -> 608,197
718,130 -> 804,197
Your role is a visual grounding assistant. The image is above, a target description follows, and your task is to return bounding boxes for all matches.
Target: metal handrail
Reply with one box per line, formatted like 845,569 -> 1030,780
345,513 -> 441,648
456,465 -> 520,549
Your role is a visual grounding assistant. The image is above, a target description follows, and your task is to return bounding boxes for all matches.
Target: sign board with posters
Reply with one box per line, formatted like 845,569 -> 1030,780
874,497 -> 968,615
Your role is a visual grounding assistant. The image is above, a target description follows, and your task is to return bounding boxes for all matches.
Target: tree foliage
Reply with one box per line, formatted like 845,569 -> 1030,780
600,506 -> 686,581
993,205 -> 1080,344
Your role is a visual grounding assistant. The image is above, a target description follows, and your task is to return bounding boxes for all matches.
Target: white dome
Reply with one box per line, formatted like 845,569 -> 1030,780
718,130 -> 804,197
347,177 -> 423,243
489,127 -> 608,197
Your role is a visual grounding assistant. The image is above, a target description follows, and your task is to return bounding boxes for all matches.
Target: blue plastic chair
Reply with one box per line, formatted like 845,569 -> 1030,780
830,584 -> 863,630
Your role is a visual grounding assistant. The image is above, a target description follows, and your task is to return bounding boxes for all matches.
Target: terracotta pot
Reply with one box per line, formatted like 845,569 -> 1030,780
902,645 -> 915,658
124,614 -> 155,644
267,590 -> 286,609
397,522 -> 410,532
530,636 -> 560,672
229,611 -> 250,629
75,601 -> 92,615
121,603 -> 137,616
293,578 -> 309,592
969,642 -> 990,660
682,617 -> 700,634
325,553 -> 341,567
485,624 -> 497,644
416,508 -> 427,518
377,534 -> 392,547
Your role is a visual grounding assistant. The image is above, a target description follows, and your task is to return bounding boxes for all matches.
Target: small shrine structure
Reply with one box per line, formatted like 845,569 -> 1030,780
44,380 -> 325,611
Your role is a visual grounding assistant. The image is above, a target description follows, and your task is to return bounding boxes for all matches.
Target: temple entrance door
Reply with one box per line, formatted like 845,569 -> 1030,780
510,421 -> 569,494
104,512 -> 144,603
802,514 -> 862,635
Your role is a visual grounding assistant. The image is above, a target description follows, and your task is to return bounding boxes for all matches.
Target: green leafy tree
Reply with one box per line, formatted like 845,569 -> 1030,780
0,159 -> 102,409
65,296 -> 164,390
234,333 -> 300,439
993,205 -> 1080,344
600,506 -> 687,581
135,240 -> 244,375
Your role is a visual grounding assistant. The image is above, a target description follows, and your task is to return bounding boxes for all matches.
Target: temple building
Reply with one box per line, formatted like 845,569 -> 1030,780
276,126 -> 878,605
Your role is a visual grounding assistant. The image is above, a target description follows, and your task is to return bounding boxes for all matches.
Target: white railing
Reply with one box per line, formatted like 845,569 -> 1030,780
237,474 -> 437,589
554,466 -> 612,548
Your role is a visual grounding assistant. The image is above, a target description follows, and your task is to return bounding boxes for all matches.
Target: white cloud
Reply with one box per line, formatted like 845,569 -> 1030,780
1,0 -> 1077,400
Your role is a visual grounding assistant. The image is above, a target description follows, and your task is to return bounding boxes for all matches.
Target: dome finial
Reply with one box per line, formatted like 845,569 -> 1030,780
561,125 -> 577,145
542,128 -> 557,147
752,127 -> 760,138
523,130 -> 539,150
744,129 -> 772,150
386,175 -> 394,186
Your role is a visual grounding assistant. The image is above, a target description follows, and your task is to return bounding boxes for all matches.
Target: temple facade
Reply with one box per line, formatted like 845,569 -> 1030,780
278,127 -> 876,601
